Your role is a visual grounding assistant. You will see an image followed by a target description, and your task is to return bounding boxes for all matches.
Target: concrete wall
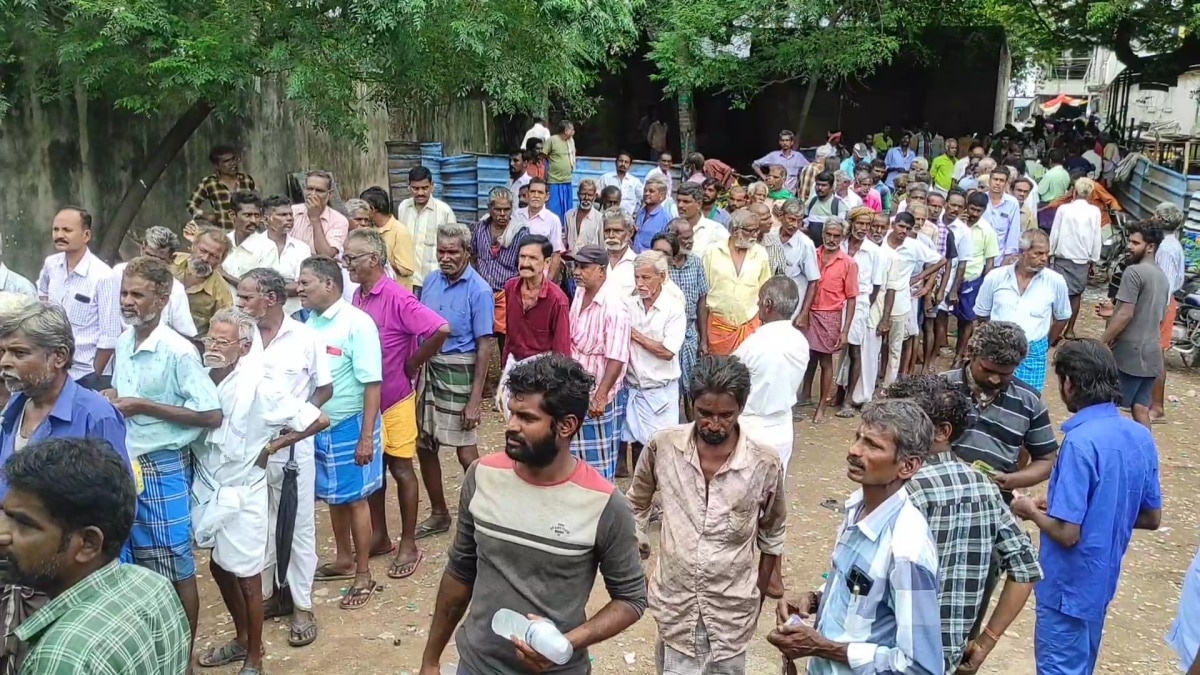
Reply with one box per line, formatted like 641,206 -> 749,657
0,79 -> 390,279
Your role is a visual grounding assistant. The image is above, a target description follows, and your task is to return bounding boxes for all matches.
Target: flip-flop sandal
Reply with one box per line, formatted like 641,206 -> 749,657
339,579 -> 379,610
414,521 -> 451,541
387,551 -> 424,579
288,620 -> 318,648
834,408 -> 857,419
314,563 -> 355,582
198,641 -> 247,668
367,542 -> 396,558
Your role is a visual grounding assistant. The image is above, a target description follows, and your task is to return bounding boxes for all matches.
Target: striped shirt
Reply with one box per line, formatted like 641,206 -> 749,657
471,219 -> 527,292
810,489 -> 943,675
570,285 -> 631,404
397,197 -> 457,287
942,367 -> 1059,474
1157,233 -> 1186,295
37,250 -> 117,380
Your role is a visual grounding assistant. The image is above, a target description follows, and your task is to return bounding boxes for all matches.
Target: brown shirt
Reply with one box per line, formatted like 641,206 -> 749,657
171,254 -> 233,336
626,423 -> 787,661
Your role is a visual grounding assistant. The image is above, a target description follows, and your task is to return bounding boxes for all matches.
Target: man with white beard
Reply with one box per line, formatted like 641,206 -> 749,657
603,208 -> 638,298
191,308 -> 328,674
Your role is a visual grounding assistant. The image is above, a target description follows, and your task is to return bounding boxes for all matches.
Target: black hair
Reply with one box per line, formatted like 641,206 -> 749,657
5,437 -> 135,561
528,177 -> 549,192
651,231 -> 680,257
58,206 -> 93,231
1128,221 -> 1164,248
517,234 -> 553,260
231,190 -> 262,214
208,144 -> 239,164
359,186 -> 392,215
869,158 -> 886,170
1048,148 -> 1066,165
815,171 -> 835,185
505,353 -> 593,427
525,137 -> 543,153
689,356 -> 752,408
967,191 -> 989,209
1052,338 -> 1122,407
616,149 -> 633,162
300,255 -> 345,293
894,211 -> 916,227
262,194 -> 291,214
408,165 -> 433,184
883,375 -> 972,443
675,182 -> 703,202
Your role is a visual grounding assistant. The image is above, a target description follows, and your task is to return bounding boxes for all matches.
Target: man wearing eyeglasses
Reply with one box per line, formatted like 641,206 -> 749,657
291,170 -> 349,258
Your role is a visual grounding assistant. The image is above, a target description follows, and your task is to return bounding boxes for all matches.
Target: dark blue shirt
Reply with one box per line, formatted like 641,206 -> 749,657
0,378 -> 130,499
633,205 -> 671,253
1036,402 -> 1161,622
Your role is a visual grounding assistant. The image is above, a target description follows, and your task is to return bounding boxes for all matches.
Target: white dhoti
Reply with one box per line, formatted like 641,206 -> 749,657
845,295 -> 871,346
622,382 -> 680,445
262,440 -> 317,609
739,411 -> 794,471
193,480 -> 269,578
836,294 -> 881,406
496,353 -> 548,420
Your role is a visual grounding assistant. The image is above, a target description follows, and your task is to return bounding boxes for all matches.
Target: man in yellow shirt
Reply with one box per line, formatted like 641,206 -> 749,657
873,125 -> 894,154
930,137 -> 958,191
360,186 -> 417,289
702,210 -> 772,355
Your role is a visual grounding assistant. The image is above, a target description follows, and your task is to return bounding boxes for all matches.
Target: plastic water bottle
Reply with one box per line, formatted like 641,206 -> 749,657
491,608 -> 574,665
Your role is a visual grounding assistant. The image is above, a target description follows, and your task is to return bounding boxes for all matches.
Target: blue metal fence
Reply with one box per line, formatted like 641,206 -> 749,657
420,143 -> 445,200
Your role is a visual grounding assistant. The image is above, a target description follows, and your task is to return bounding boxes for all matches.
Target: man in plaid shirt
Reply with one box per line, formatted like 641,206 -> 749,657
886,375 -> 1042,674
187,145 -> 258,230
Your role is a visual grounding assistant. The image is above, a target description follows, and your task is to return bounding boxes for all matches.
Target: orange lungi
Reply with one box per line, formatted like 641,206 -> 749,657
707,313 -> 762,356
493,290 -> 507,335
1160,297 -> 1177,350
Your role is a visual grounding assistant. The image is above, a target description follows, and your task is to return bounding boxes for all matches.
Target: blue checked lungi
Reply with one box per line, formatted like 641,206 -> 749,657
129,448 -> 196,582
1015,335 -> 1050,393
571,399 -> 618,481
315,412 -> 384,505
547,182 -> 573,225
678,334 -> 698,399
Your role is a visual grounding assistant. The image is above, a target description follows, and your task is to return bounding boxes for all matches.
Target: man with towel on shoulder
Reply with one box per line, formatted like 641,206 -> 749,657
701,209 -> 772,355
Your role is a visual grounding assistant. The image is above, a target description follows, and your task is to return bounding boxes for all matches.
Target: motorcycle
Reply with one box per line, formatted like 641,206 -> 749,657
1170,273 -> 1200,367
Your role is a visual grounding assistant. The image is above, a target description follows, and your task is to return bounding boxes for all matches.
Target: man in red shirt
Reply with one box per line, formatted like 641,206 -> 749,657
798,218 -> 858,424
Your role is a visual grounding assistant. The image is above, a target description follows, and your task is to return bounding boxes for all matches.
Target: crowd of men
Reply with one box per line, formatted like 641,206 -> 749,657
0,121 -> 1194,675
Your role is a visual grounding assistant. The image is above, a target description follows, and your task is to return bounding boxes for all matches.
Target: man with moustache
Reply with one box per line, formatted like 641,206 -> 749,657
174,224 -> 235,336
36,206 -> 117,389
219,191 -> 266,293
414,224 -> 495,541
769,399 -> 943,675
779,200 -> 823,325
110,255 -> 223,655
359,186 -> 417,288
0,438 -> 191,674
565,179 -> 604,253
344,228 -> 449,584
601,208 -> 638,298
748,202 -> 787,275
982,168 -> 1023,260
634,178 -> 672,253
0,300 -> 131,674
496,236 -> 572,419
252,195 -> 313,317
508,149 -> 535,197
702,210 -> 772,355
930,191 -> 973,359
565,246 -> 631,480
834,207 -> 887,415
853,171 -> 883,213
296,256 -> 386,608
675,182 -> 728,257
628,356 -> 786,674
600,151 -> 645,215
804,172 -> 844,244
472,187 -> 527,356
419,355 -> 646,675
930,137 -> 958,192
191,308 -> 328,672
99,227 -> 198,360
235,268 -> 333,646
653,228 -> 709,424
754,130 -> 809,194
699,178 -> 731,227
291,169 -> 348,259
951,192 -> 1001,367
646,153 -> 675,198
515,179 -> 566,281
799,219 -> 858,424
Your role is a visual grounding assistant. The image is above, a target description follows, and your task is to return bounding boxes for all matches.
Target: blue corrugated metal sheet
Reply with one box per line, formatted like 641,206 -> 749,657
1115,156 -> 1188,222
571,156 -> 662,195
420,143 -> 445,199
476,153 -> 511,220
442,154 -> 479,224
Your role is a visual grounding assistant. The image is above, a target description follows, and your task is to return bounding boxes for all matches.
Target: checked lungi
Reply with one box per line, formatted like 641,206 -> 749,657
129,448 -> 196,582
418,352 -> 479,448
571,399 -> 619,480
803,308 -> 843,355
1015,335 -> 1050,392
678,333 -> 698,399
315,412 -> 384,505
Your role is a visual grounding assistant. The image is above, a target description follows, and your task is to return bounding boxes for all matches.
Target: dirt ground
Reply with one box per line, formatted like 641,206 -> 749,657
193,299 -> 1199,675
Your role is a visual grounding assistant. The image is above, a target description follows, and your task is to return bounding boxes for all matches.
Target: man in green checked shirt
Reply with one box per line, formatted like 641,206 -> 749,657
0,438 -> 189,675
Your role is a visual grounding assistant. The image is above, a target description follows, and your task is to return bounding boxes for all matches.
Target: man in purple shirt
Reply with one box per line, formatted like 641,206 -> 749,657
344,228 -> 449,580
0,299 -> 129,673
752,129 -> 810,194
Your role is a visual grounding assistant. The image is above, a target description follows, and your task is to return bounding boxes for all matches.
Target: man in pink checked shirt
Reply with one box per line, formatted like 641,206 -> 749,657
565,245 -> 631,481
291,170 -> 349,258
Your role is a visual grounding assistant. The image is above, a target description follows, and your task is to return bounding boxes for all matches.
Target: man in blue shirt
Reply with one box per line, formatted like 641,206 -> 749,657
0,299 -> 130,673
633,178 -> 672,252
884,133 -> 917,189
1167,534 -> 1200,674
1012,338 -> 1162,675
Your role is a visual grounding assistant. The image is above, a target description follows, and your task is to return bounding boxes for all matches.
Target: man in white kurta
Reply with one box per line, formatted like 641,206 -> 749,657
835,211 -> 887,409
191,309 -> 327,673
733,276 -> 809,470
622,251 -> 687,454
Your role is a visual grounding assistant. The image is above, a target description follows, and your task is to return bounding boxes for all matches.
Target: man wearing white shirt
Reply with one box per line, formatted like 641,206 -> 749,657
514,178 -> 565,281
219,191 -> 265,293
601,208 -> 638,298
880,214 -> 944,384
674,183 -> 728,257
600,151 -> 645,216
0,240 -> 35,298
101,227 -> 197,344
37,206 -> 117,388
396,165 -> 457,297
507,149 -> 535,197
930,191 -> 974,357
191,308 -> 328,674
1049,177 -> 1103,339
733,275 -> 809,471
835,207 -> 887,412
252,195 -> 313,317
564,179 -> 604,253
953,142 -> 986,182
235,268 -> 333,649
779,200 -> 821,322
975,229 -> 1071,392
645,152 -> 675,198
520,117 -> 550,149
834,170 -> 863,210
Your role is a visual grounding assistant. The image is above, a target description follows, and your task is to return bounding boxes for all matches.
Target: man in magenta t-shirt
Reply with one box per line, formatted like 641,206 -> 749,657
344,228 -> 449,579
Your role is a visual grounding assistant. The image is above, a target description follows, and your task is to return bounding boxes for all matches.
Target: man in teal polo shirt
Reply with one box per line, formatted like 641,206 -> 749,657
297,255 -> 385,609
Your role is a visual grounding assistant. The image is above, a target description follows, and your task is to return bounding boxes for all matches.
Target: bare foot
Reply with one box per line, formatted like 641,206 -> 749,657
812,408 -> 828,425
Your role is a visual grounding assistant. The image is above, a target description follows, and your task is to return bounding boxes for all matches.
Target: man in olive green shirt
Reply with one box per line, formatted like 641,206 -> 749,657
1037,149 -> 1071,205
3,438 -> 190,675
545,120 -> 578,224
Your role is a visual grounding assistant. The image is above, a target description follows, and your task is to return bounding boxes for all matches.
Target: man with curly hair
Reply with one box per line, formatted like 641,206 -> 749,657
886,375 -> 1041,674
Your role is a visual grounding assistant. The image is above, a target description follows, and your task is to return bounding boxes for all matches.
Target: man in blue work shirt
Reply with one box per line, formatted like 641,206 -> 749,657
0,299 -> 129,674
633,177 -> 672,252
1011,338 -> 1162,675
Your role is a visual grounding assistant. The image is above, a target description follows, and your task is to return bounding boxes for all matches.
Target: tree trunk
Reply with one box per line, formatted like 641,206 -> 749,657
677,90 -> 695,155
796,76 -> 820,141
97,100 -> 215,261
